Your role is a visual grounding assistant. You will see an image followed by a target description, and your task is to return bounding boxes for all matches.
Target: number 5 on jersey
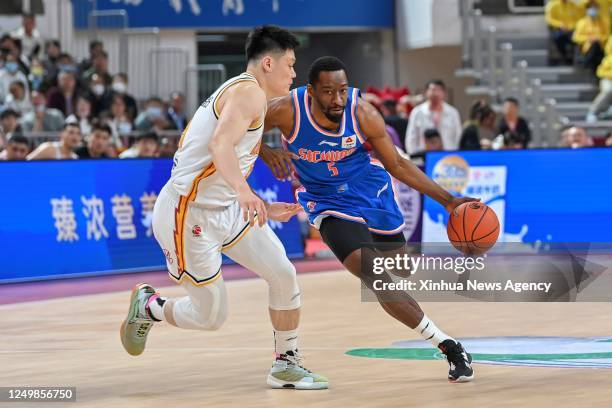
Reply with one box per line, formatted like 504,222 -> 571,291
327,162 -> 339,177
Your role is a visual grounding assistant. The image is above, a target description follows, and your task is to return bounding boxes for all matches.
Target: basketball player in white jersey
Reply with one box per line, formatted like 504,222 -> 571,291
120,25 -> 328,390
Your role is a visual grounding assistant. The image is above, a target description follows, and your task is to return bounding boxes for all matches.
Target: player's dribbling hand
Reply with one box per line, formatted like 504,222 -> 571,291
259,145 -> 297,181
268,202 -> 302,222
445,196 -> 480,214
237,186 -> 268,227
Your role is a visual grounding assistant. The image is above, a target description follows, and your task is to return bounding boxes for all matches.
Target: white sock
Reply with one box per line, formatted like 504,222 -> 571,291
274,329 -> 299,356
416,314 -> 454,347
147,295 -> 167,321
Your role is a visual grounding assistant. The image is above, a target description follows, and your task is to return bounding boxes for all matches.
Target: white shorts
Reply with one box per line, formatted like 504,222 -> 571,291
152,184 -> 284,286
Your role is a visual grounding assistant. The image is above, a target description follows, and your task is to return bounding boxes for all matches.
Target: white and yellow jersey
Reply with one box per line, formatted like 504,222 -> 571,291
168,72 -> 264,208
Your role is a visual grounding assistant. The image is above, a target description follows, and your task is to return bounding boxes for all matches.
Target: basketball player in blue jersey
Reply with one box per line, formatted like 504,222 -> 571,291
262,56 -> 477,383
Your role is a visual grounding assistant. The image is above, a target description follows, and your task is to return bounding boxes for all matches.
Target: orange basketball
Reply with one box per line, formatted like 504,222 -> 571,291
447,202 -> 499,255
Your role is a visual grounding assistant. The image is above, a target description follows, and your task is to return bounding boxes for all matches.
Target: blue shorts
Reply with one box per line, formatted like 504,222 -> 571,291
295,163 -> 405,235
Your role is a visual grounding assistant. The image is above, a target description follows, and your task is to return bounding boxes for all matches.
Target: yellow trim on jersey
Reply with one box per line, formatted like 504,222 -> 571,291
178,121 -> 191,149
173,163 -> 216,273
212,76 -> 258,119
212,75 -> 265,130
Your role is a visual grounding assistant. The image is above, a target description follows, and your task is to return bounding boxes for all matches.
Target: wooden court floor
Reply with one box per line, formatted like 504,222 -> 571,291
2,270 -> 611,408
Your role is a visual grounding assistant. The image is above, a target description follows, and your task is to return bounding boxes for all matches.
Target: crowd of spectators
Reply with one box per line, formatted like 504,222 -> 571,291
0,11 -> 610,162
545,0 -> 612,121
0,13 -> 187,161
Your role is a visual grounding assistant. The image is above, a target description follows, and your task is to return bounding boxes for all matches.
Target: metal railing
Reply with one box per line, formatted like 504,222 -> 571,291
461,5 -> 571,147
149,47 -> 189,100
186,64 -> 227,115
507,0 -> 545,14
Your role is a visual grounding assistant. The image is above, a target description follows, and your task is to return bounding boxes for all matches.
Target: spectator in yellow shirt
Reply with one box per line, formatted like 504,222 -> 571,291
586,36 -> 612,121
573,1 -> 610,72
546,0 -> 583,63
580,0 -> 611,26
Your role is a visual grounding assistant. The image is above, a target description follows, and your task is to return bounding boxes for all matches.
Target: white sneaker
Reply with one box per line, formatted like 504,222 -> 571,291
267,351 -> 329,390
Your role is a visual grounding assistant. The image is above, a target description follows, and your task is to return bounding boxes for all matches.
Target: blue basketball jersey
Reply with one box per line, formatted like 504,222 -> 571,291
283,86 -> 370,190
284,86 -> 406,235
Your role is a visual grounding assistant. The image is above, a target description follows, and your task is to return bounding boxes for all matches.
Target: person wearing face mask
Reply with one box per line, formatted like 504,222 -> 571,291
135,97 -> 170,132
101,73 -> 138,119
88,73 -> 110,117
20,90 -> 65,132
0,53 -> 29,105
573,1 -> 610,72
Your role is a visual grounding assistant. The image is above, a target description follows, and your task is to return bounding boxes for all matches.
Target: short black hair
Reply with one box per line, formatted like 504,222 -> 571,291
45,39 -> 61,49
9,80 -> 25,90
245,25 -> 299,62
89,40 -> 103,52
62,122 -> 80,131
308,56 -> 347,86
137,131 -> 159,143
504,97 -> 519,106
147,96 -> 163,105
91,121 -> 112,135
425,79 -> 446,90
7,133 -> 28,146
0,109 -> 19,119
22,12 -> 35,20
424,128 -> 441,140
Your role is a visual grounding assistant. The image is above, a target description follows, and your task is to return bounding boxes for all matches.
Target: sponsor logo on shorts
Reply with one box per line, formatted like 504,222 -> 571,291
192,225 -> 202,237
307,201 -> 316,211
346,337 -> 612,369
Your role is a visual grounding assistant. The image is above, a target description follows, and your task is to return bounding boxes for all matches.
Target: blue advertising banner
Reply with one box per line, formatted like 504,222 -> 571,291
0,159 -> 302,283
72,0 -> 394,30
423,148 -> 612,244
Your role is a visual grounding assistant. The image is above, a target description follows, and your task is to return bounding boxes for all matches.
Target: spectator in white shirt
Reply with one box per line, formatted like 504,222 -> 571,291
404,80 -> 462,154
12,13 -> 43,60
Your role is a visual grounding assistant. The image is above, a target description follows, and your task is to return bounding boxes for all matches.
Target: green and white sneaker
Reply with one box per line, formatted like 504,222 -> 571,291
267,351 -> 329,390
120,283 -> 158,356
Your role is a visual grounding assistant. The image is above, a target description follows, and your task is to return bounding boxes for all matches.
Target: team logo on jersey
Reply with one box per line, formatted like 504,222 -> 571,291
342,135 -> 356,149
307,201 -> 316,211
192,225 -> 202,237
319,140 -> 339,147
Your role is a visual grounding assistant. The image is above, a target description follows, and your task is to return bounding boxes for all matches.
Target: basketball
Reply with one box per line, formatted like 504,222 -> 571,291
447,202 -> 499,255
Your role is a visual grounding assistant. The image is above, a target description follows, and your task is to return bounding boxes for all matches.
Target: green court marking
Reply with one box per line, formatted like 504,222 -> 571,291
346,348 -> 612,361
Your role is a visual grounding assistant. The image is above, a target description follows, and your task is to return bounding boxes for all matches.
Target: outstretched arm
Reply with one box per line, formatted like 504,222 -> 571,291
357,99 -> 477,212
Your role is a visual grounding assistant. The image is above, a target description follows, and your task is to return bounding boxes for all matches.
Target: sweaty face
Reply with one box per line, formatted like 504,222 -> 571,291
310,70 -> 348,123
267,49 -> 296,97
